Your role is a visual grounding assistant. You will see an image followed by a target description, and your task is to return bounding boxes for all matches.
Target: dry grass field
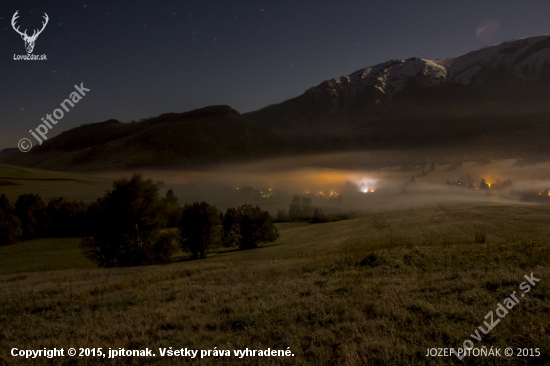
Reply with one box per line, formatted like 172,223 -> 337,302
1,161 -> 550,365
1,205 -> 549,365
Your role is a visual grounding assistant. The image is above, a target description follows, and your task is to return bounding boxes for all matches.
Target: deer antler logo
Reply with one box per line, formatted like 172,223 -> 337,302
11,10 -> 49,54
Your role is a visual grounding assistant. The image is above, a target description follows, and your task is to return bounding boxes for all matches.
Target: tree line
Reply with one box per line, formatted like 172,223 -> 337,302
0,174 -> 279,267
0,193 -> 88,245
276,195 -> 348,223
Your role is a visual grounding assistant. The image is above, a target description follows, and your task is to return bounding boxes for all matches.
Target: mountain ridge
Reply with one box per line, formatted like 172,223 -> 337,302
2,105 -> 291,171
243,35 -> 550,151
3,35 -> 550,171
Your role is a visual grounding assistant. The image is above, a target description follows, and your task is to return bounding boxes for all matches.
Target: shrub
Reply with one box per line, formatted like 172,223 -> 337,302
357,253 -> 387,267
474,231 -> 487,243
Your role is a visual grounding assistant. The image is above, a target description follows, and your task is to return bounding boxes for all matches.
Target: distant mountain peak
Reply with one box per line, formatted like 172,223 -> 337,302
320,35 -> 550,101
243,34 -> 550,148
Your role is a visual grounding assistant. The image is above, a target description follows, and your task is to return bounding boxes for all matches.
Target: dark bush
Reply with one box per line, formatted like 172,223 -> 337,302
357,253 -> 387,267
474,231 -> 487,243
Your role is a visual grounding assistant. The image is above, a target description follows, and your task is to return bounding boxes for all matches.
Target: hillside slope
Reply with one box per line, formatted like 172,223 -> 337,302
334,81 -> 550,152
2,106 -> 291,171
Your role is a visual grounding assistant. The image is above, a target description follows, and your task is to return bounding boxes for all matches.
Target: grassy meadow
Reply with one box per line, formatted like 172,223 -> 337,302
1,206 -> 550,365
1,162 -> 550,365
0,164 -> 112,203
0,238 -> 95,275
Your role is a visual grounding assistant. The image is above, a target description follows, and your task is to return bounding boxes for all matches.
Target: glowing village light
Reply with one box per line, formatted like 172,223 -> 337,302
356,177 -> 377,193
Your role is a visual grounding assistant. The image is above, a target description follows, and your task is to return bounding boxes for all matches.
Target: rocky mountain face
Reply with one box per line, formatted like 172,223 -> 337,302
243,35 -> 550,150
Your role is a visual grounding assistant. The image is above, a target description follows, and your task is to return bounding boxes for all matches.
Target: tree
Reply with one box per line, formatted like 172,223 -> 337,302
0,194 -> 9,212
311,207 -> 326,223
0,211 -> 22,246
222,204 -> 279,250
14,194 -> 48,239
0,195 -> 22,246
47,198 -> 88,237
221,207 -> 238,247
288,195 -> 314,220
479,178 -> 490,190
301,197 -> 314,219
276,208 -> 289,222
79,174 -> 175,267
162,189 -> 183,228
179,201 -> 220,258
288,195 -> 303,220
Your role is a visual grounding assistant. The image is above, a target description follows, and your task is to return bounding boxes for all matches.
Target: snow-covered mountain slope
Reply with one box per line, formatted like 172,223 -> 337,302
437,35 -> 550,85
317,57 -> 447,101
319,35 -> 550,101
243,35 -> 550,146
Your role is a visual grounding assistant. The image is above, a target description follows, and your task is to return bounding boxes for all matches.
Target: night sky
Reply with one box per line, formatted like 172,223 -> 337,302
1,0 -> 550,150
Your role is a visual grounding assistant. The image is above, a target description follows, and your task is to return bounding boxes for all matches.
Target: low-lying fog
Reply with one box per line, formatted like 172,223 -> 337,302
95,152 -> 550,216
